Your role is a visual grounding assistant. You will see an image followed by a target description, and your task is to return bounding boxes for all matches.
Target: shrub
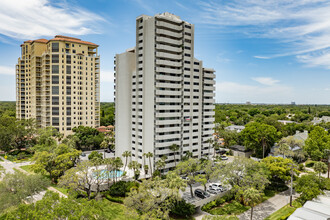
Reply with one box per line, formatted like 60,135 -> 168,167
109,181 -> 139,197
170,200 -> 196,217
105,195 -> 124,204
305,161 -> 315,167
202,193 -> 233,212
298,163 -> 305,171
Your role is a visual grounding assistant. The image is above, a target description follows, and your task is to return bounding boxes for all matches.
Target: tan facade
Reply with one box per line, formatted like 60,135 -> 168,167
115,13 -> 216,171
16,35 -> 100,135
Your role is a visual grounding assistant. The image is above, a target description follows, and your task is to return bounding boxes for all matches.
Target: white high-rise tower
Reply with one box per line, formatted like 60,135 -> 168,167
115,12 -> 215,172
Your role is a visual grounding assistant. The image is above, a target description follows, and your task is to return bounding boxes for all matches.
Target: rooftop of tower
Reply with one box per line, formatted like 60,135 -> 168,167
21,35 -> 98,47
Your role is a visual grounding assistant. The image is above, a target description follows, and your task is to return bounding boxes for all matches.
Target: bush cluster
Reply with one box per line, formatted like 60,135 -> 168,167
109,181 -> 139,197
201,193 -> 234,212
170,200 -> 195,217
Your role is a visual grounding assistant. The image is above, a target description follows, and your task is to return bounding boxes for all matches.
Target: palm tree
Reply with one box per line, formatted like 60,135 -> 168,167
156,156 -> 167,175
213,142 -> 220,159
100,139 -> 108,159
128,161 -> 141,180
113,157 -> 123,183
243,187 -> 263,220
122,151 -> 131,173
145,152 -> 153,176
314,161 -> 327,178
169,144 -> 179,166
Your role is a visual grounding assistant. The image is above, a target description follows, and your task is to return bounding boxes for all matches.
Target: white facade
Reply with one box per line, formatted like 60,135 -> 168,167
115,13 -> 216,172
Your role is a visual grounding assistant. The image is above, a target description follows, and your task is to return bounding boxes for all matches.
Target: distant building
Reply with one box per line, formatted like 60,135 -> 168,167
269,130 -> 308,157
246,101 -> 251,105
225,125 -> 245,133
229,145 -> 253,158
277,120 -> 296,125
97,125 -> 114,134
291,101 -> 296,105
311,116 -> 330,125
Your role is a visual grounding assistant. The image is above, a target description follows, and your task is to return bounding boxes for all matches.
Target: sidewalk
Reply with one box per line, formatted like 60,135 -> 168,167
237,189 -> 299,220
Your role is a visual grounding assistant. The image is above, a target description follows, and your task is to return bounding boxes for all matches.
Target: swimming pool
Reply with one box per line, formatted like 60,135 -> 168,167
93,169 -> 124,179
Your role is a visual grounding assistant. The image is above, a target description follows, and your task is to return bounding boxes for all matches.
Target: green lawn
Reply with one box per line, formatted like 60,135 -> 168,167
51,184 -> 69,195
209,201 -> 250,215
20,164 -> 34,173
265,200 -> 301,220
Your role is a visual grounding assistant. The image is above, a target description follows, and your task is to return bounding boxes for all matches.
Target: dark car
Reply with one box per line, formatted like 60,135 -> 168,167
194,189 -> 210,199
81,152 -> 86,157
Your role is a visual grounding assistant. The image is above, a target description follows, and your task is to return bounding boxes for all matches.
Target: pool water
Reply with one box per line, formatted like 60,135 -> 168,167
93,169 -> 124,179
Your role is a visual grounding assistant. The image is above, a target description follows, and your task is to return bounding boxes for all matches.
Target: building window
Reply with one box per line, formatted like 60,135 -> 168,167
52,86 -> 59,95
52,43 -> 59,52
52,65 -> 59,74
52,54 -> 59,63
52,117 -> 59,126
52,75 -> 59,84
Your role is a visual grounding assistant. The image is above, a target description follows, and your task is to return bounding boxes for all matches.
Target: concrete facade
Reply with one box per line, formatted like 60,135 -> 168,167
16,35 -> 100,135
115,13 -> 216,171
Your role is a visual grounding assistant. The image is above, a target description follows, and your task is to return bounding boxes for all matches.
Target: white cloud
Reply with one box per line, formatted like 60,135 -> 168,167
0,0 -> 104,40
198,0 -> 330,69
254,56 -> 270,59
252,77 -> 279,86
216,81 -> 293,103
0,65 -> 14,75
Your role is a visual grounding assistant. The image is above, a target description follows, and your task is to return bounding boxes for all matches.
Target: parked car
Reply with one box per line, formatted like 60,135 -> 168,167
195,189 -> 210,199
209,183 -> 224,192
81,152 -> 86,157
220,155 -> 228,160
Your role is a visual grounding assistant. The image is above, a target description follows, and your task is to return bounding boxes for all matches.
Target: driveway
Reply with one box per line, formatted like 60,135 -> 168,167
0,156 -> 32,175
237,189 -> 299,220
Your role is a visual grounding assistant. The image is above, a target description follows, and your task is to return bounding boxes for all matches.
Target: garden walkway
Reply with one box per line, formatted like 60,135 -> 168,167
0,156 -> 67,199
237,189 -> 299,220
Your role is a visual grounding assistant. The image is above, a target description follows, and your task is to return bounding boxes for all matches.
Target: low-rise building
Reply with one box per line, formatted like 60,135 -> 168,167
225,125 -> 245,133
229,145 -> 253,158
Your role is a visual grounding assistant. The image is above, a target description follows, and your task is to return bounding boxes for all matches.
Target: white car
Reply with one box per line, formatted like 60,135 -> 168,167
209,183 -> 223,192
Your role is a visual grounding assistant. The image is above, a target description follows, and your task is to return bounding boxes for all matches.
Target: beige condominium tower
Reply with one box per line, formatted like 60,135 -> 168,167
16,35 -> 100,135
115,13 -> 216,172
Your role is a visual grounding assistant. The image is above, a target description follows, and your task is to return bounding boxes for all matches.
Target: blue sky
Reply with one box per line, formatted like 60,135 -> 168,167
1,0 -> 330,104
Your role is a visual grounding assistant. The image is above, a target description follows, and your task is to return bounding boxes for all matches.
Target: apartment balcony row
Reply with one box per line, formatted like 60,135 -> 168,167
204,72 -> 215,79
203,123 -> 215,130
156,119 -> 181,126
156,112 -> 181,118
155,97 -> 181,103
203,79 -> 215,85
156,44 -> 182,53
155,104 -> 181,110
155,36 -> 182,46
156,20 -> 183,32
156,28 -> 183,39
155,67 -> 182,74
155,89 -> 181,96
203,98 -> 215,104
203,85 -> 215,91
156,52 -> 182,60
155,74 -> 181,82
203,92 -> 215,97
155,140 -> 181,148
156,82 -> 181,89
203,111 -> 215,116
156,59 -> 182,67
155,126 -> 181,133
